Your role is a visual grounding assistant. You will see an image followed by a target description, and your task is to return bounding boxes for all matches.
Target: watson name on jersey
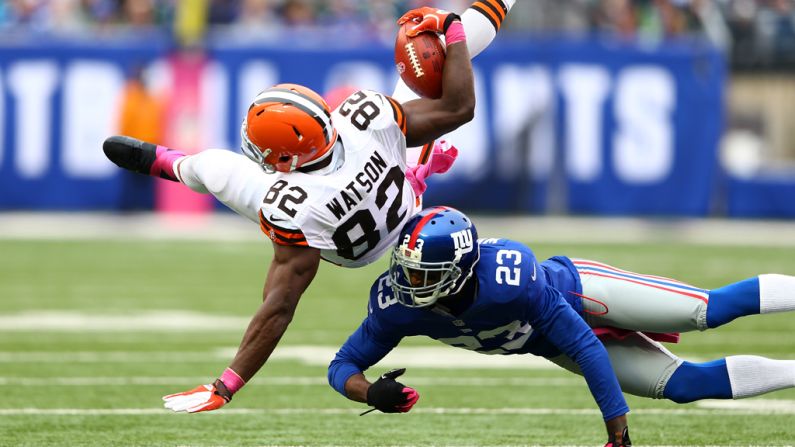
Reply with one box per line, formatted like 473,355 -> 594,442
257,90 -> 420,268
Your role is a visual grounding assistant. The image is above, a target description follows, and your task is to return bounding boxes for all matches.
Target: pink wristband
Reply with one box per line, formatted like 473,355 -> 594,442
445,21 -> 466,45
220,368 -> 246,395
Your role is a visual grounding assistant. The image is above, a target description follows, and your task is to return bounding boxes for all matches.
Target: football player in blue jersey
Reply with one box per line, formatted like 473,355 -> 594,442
328,206 -> 795,447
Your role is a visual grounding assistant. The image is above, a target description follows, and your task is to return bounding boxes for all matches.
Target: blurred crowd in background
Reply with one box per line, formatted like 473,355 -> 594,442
1,0 -> 793,69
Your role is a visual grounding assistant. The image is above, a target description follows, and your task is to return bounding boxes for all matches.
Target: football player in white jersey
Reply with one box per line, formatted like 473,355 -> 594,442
102,1 -> 516,413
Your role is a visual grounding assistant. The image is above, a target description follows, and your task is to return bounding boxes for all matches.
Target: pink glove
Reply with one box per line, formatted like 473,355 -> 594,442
396,387 -> 420,412
405,140 -> 459,197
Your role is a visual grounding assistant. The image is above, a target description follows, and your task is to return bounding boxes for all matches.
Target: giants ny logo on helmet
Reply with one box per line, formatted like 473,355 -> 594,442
450,228 -> 473,262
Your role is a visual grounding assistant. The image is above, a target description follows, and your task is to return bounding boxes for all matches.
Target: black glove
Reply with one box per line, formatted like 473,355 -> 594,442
604,427 -> 632,447
365,368 -> 411,413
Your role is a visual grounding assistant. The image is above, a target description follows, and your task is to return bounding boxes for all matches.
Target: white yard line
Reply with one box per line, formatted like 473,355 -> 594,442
3,213 -> 795,246
696,399 -> 795,412
0,336 -> 562,369
0,311 -> 250,332
0,376 -> 583,387
1,403 -> 795,416
261,345 -> 562,370
3,311 -> 791,347
0,351 -> 219,363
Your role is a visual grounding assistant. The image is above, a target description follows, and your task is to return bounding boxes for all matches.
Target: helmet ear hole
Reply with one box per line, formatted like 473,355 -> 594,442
278,155 -> 291,163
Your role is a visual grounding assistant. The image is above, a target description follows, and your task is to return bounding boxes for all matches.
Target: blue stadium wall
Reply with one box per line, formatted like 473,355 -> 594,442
0,36 -> 773,217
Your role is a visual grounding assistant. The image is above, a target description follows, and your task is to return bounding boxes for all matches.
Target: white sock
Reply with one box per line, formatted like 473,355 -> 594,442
173,149 -> 268,223
463,0 -> 514,58
725,355 -> 795,398
759,274 -> 795,314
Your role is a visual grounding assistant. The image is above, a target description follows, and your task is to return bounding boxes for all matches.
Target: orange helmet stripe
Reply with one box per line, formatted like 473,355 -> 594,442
268,86 -> 331,117
252,91 -> 333,145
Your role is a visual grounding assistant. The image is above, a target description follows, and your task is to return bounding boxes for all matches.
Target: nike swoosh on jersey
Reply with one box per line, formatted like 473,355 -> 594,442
531,263 -> 537,281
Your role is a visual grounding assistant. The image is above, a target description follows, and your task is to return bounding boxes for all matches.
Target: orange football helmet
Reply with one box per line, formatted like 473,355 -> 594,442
241,83 -> 338,173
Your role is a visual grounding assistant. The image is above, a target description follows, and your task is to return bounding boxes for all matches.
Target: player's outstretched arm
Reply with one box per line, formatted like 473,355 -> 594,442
391,0 -> 515,105
528,287 -> 630,439
229,244 -> 321,380
400,11 -> 475,148
162,244 -> 320,413
327,284 -> 413,412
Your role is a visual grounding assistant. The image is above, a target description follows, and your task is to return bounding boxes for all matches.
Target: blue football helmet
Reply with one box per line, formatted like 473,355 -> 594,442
389,206 -> 480,308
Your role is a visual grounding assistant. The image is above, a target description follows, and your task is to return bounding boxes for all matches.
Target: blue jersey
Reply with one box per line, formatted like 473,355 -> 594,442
328,239 -> 629,420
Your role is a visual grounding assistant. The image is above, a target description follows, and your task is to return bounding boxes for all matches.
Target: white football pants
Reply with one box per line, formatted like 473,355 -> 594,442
550,259 -> 711,399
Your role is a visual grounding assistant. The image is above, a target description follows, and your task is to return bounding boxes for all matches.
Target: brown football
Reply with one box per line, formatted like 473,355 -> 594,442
394,22 -> 446,99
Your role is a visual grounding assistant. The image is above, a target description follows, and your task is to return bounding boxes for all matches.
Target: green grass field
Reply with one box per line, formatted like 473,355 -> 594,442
1,236 -> 794,446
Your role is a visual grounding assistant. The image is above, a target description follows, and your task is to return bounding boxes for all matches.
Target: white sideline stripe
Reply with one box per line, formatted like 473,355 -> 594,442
696,399 -> 795,412
0,376 -> 583,387
2,403 -> 795,416
4,213 -> 795,247
2,311 -> 791,350
0,351 -> 219,363
261,345 -> 561,370
0,345 -> 561,369
0,311 -> 249,332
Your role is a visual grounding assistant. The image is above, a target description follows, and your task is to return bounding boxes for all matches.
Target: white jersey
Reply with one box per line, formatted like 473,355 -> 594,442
257,90 -> 423,268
